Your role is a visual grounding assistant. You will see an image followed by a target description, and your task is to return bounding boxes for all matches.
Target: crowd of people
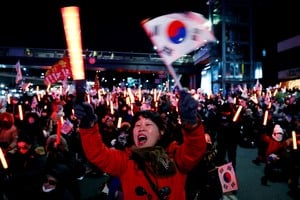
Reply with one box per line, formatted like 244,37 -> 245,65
0,81 -> 299,199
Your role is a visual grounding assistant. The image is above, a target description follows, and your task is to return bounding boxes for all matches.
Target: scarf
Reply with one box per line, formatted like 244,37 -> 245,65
131,146 -> 177,177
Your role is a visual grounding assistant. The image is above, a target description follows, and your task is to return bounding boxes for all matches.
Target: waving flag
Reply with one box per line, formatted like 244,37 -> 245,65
15,60 -> 23,84
142,11 -> 216,66
44,56 -> 72,85
218,162 -> 238,193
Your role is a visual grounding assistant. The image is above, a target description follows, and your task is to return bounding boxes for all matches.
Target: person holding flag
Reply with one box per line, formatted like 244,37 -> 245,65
60,6 -> 206,199
74,88 -> 206,200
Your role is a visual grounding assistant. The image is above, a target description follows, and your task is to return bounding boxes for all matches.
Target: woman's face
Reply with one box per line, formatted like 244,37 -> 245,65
133,116 -> 162,148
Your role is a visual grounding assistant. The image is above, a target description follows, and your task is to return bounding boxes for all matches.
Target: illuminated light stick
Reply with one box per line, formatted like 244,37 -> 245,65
138,87 -> 142,102
59,85 -> 63,97
98,89 -> 101,100
263,110 -> 268,126
273,89 -> 278,97
18,105 -> 23,120
36,86 -> 40,101
37,93 -> 40,102
61,6 -> 85,80
130,104 -> 134,116
126,96 -> 130,105
106,95 -> 110,106
56,117 -> 64,145
250,94 -> 258,104
292,131 -> 297,150
156,90 -> 162,102
61,6 -> 86,102
175,97 -> 179,112
7,94 -> 11,104
47,84 -> 51,93
110,100 -> 114,115
40,91 -> 45,99
0,147 -> 8,169
153,89 -> 157,103
268,102 -> 272,109
127,88 -> 135,104
117,117 -> 122,129
233,105 -> 243,122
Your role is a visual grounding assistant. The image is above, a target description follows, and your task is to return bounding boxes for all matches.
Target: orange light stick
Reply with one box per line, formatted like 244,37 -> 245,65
0,147 -> 8,169
98,90 -> 101,100
127,88 -> 134,103
56,117 -> 64,145
47,84 -> 51,93
263,110 -> 268,126
156,90 -> 162,102
138,88 -> 142,102
110,100 -> 114,115
233,105 -> 242,122
18,105 -> 23,120
268,102 -> 272,109
117,117 -> 122,129
273,89 -> 278,97
7,94 -> 11,104
61,6 -> 85,80
292,131 -> 297,150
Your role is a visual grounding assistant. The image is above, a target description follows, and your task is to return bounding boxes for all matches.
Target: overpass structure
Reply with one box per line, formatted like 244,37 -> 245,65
0,46 -> 203,87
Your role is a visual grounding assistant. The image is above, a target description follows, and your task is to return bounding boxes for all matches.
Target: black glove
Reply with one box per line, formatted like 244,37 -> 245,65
178,89 -> 198,125
74,102 -> 98,128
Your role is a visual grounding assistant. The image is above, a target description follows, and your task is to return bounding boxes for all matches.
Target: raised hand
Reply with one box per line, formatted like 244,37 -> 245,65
178,89 -> 199,126
74,101 -> 98,129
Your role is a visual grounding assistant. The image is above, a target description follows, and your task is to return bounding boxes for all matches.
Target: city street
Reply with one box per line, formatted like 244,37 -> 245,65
234,146 -> 292,200
77,145 -> 294,200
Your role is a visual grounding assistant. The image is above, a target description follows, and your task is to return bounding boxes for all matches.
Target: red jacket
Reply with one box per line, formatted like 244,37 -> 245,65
79,123 -> 206,200
261,133 -> 288,162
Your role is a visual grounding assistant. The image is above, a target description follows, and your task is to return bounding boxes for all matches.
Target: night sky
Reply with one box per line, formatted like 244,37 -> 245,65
0,0 -> 299,86
0,0 -> 208,53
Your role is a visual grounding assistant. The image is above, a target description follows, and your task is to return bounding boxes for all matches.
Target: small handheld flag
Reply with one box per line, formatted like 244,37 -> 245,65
218,162 -> 238,193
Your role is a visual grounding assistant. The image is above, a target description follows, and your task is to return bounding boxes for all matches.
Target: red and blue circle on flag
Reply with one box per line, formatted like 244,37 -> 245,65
223,171 -> 232,183
167,20 -> 186,44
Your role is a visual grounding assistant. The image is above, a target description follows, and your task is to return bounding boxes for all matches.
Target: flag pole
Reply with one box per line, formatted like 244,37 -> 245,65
165,63 -> 182,90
